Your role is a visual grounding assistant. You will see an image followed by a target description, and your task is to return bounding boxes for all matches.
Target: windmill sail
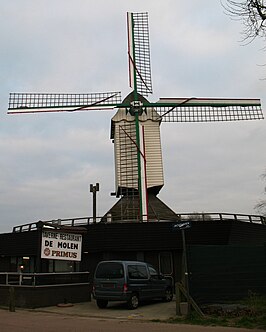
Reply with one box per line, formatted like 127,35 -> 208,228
8,92 -> 122,113
134,98 -> 263,122
126,11 -> 153,221
127,12 -> 153,96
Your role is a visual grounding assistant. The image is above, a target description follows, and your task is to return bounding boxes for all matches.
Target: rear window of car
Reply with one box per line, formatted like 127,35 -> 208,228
95,262 -> 124,279
128,264 -> 148,279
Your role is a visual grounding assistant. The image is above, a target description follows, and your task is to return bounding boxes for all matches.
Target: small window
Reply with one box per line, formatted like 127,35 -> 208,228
96,262 -> 124,279
128,265 -> 148,279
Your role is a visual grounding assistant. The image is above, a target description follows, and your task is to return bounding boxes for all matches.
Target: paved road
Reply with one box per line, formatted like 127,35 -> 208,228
0,309 -> 264,332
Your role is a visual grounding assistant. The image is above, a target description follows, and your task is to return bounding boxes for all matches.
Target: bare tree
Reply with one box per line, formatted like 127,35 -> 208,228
223,0 -> 266,42
255,170 -> 266,216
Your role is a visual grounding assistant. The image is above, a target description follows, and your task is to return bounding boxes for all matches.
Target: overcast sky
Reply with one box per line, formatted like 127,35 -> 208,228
1,1 -> 266,233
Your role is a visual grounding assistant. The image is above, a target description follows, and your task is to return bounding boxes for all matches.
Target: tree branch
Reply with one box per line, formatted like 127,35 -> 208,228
222,0 -> 266,41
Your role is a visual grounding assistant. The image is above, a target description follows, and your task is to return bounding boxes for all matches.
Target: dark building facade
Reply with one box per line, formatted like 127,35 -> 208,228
0,214 -> 266,305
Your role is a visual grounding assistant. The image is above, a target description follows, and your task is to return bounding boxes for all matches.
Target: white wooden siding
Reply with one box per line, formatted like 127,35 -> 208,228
112,107 -> 164,192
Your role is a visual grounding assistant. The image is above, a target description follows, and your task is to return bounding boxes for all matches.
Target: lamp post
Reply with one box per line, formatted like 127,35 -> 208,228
172,221 -> 191,315
90,183 -> 99,223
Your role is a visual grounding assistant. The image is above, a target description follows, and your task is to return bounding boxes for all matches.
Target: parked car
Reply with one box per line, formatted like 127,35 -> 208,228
92,260 -> 173,309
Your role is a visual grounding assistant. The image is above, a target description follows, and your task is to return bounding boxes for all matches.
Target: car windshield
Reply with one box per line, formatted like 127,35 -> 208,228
95,262 -> 124,279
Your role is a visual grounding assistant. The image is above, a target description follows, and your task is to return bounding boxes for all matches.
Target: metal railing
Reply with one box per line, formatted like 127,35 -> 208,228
12,216 -> 99,232
0,272 -> 90,287
12,212 -> 265,233
176,212 -> 265,224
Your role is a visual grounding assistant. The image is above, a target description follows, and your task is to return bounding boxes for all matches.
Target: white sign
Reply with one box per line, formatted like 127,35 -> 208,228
41,230 -> 82,261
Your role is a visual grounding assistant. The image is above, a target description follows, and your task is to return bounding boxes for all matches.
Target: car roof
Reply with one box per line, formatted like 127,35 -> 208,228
98,260 -> 147,265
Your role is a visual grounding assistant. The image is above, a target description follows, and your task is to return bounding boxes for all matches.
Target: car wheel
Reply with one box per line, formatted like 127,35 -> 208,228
127,293 -> 139,309
163,287 -> 173,302
96,299 -> 108,309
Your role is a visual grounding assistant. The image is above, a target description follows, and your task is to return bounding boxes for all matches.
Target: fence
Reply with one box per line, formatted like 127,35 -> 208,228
0,272 -> 91,308
0,271 -> 90,286
12,213 -> 265,233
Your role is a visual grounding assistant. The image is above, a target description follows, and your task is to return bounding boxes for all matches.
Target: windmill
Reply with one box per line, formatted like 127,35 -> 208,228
8,12 -> 263,222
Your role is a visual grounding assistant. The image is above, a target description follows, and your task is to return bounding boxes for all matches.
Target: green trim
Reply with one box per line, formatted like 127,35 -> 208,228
135,112 -> 143,219
121,101 -> 261,108
9,100 -> 261,111
115,102 -> 261,109
154,101 -> 261,107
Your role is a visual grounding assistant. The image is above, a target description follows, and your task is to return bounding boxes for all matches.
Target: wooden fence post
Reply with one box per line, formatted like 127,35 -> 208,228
9,286 -> 15,312
175,282 -> 181,315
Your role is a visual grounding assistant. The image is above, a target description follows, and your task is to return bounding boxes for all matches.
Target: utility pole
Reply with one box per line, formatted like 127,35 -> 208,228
172,221 -> 191,315
90,183 -> 99,223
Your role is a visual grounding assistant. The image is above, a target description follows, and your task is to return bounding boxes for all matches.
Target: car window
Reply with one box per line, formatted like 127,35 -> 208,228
128,265 -> 148,279
148,265 -> 159,278
95,262 -> 124,279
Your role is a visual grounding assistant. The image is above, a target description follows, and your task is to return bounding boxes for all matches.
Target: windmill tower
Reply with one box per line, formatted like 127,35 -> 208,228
8,12 -> 264,223
110,91 -> 164,222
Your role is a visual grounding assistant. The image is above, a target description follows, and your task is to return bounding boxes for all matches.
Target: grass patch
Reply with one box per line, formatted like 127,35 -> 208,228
234,315 -> 266,330
169,312 -> 266,330
168,293 -> 266,330
241,291 -> 266,313
173,312 -> 228,325
168,312 -> 230,328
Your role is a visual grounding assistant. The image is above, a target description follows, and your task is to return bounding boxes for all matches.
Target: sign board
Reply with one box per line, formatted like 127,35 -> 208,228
41,230 -> 82,261
172,221 -> 191,231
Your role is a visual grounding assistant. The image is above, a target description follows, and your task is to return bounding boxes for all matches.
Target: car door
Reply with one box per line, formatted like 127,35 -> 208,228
127,264 -> 151,300
148,265 -> 166,298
